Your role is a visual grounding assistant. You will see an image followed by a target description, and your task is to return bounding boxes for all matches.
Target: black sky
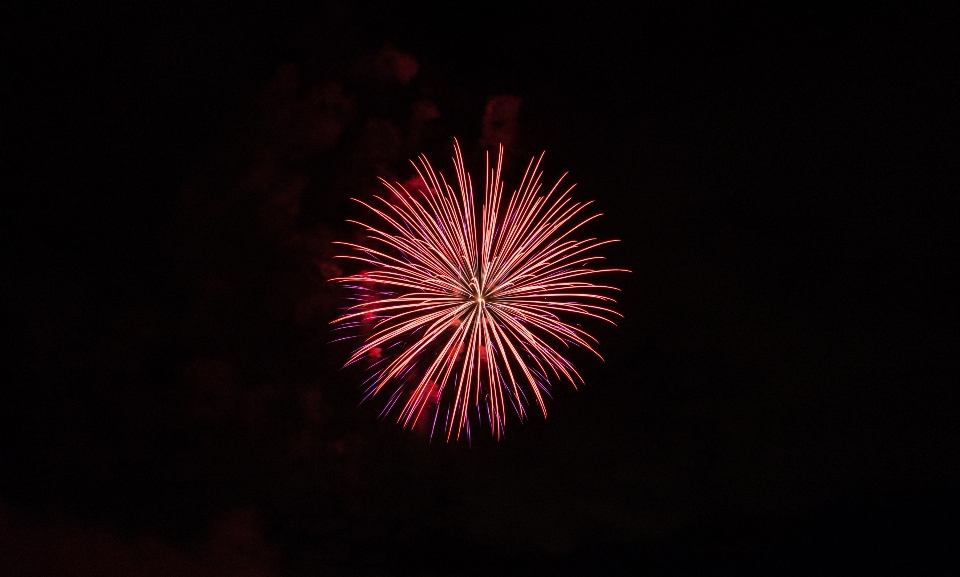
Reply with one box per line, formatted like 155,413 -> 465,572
3,2 -> 958,575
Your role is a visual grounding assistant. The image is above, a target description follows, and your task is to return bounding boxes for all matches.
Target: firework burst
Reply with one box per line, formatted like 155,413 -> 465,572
331,141 -> 625,441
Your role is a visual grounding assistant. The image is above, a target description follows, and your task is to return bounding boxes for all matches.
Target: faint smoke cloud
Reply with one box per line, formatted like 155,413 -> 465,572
257,64 -> 355,155
0,505 -> 278,577
480,95 -> 522,151
361,118 -> 402,162
373,43 -> 419,84
412,99 -> 440,122
303,82 -> 353,149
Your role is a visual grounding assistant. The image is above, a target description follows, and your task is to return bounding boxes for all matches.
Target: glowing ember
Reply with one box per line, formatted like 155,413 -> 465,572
331,140 -> 625,441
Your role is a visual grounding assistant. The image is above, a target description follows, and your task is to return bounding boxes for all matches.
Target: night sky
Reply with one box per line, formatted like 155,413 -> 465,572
3,2 -> 958,575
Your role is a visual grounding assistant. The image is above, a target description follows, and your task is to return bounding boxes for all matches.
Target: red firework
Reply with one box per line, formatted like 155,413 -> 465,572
331,141 -> 625,441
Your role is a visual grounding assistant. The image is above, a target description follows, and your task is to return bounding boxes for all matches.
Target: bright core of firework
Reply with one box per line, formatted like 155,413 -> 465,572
331,141 -> 625,441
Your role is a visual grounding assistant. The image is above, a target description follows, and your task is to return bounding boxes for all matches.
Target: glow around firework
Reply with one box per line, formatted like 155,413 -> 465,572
331,141 -> 625,441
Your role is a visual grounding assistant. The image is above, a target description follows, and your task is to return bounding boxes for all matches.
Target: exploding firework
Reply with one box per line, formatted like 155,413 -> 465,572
331,141 -> 625,441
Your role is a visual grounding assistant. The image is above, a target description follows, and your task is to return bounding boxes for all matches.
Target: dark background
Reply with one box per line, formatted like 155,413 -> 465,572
3,2 -> 958,575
